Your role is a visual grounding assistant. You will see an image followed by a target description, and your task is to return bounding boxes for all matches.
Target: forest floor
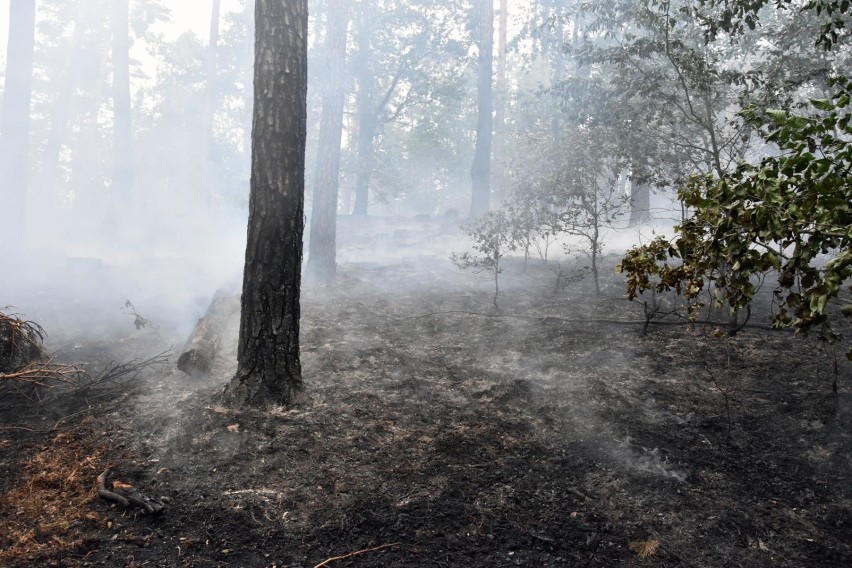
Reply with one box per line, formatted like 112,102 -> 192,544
1,216 -> 851,567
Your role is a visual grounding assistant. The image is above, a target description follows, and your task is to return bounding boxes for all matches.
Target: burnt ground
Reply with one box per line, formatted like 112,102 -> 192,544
1,216 -> 851,567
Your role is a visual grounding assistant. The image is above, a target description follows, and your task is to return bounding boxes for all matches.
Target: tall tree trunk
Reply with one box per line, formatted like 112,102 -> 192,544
0,0 -> 36,256
39,1 -> 90,207
307,0 -> 350,281
492,0 -> 508,205
352,9 -> 373,217
111,0 -> 133,208
550,0 -> 565,143
469,0 -> 494,218
204,0 -> 222,197
229,0 -> 308,407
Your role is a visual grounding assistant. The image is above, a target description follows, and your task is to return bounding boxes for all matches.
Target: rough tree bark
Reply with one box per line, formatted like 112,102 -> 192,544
227,0 -> 308,407
0,0 -> 36,256
307,0 -> 350,281
469,0 -> 494,219
111,0 -> 133,208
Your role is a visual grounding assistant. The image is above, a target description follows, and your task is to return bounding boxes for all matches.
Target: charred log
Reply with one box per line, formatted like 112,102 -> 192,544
177,294 -> 240,377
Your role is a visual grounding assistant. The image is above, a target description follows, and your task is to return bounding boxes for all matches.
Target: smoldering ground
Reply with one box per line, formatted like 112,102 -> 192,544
2,215 -> 849,567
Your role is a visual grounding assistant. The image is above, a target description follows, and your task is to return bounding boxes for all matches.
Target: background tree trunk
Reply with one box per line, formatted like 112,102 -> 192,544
628,180 -> 651,226
492,0 -> 508,205
307,0 -> 350,282
203,0 -> 221,200
229,0 -> 308,407
550,0 -> 565,144
111,0 -> 133,209
469,0 -> 494,219
0,0 -> 36,256
39,2 -> 89,210
352,9 -> 374,217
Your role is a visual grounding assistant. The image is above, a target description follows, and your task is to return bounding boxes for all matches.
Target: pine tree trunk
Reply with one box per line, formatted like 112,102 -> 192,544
229,0 -> 308,407
111,0 -> 133,208
469,0 -> 493,219
39,1 -> 89,209
203,0 -> 221,198
307,0 -> 350,281
0,0 -> 36,256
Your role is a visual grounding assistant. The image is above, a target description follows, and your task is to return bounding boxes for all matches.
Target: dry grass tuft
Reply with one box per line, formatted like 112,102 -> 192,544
629,538 -> 661,559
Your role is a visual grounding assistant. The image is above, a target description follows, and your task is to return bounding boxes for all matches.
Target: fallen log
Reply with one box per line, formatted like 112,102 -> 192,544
177,293 -> 240,377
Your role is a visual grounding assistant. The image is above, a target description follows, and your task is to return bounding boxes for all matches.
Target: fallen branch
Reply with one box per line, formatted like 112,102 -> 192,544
223,488 -> 285,499
313,543 -> 400,568
0,410 -> 92,433
96,468 -> 165,515
96,469 -> 129,508
0,308 -> 47,373
380,310 -> 782,332
90,352 -> 171,387
0,361 -> 86,387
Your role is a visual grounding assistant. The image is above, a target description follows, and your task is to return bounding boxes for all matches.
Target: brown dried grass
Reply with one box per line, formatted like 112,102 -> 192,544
0,429 -> 107,564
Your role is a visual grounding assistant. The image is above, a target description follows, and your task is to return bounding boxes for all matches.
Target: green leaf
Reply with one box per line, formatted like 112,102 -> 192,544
811,98 -> 834,112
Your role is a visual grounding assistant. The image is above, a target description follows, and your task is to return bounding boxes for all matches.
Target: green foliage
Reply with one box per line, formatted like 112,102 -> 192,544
619,77 -> 852,358
453,210 -> 527,309
697,0 -> 850,49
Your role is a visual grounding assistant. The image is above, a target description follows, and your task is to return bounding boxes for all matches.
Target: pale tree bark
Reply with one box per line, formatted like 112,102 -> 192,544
0,0 -> 36,256
538,1 -> 550,66
492,0 -> 508,205
628,179 -> 651,226
203,0 -> 221,190
307,0 -> 350,281
228,0 -> 308,407
469,0 -> 494,219
111,0 -> 133,208
550,0 -> 565,144
352,7 -> 374,217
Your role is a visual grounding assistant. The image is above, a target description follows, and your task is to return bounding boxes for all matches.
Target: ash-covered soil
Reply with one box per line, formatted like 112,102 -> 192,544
1,216 -> 851,567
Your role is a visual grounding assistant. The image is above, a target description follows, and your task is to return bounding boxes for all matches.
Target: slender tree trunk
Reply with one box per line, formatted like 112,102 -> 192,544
111,0 -> 133,208
469,0 -> 494,219
352,9 -> 373,217
40,1 -> 90,207
307,0 -> 350,281
203,0 -> 221,198
0,0 -> 36,256
492,0 -> 508,205
550,0 -> 565,143
229,0 -> 308,407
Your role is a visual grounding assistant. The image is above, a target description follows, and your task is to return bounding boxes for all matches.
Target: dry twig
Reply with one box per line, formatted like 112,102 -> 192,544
96,468 -> 165,515
313,543 -> 400,568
